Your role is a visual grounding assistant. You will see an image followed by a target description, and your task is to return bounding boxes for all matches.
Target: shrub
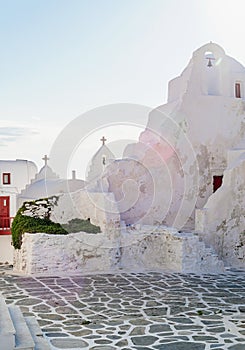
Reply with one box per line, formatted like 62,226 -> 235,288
12,208 -> 68,250
62,218 -> 101,234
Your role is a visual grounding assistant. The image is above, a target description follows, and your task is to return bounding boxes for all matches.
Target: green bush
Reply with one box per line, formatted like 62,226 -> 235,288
12,209 -> 68,250
62,218 -> 101,234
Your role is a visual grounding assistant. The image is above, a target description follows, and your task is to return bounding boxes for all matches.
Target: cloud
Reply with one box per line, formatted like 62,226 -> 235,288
0,126 -> 39,147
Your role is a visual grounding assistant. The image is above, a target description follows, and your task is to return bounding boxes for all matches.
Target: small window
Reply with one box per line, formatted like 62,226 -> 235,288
3,173 -> 11,185
235,82 -> 241,98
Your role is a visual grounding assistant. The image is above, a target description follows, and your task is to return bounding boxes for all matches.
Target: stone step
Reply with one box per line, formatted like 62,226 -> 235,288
8,306 -> 35,350
25,317 -> 51,350
0,296 -> 15,350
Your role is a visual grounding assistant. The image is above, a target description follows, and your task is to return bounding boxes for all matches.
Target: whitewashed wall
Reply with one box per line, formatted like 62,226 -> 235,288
196,152 -> 245,268
13,227 -> 224,275
106,43 -> 245,230
50,190 -> 121,235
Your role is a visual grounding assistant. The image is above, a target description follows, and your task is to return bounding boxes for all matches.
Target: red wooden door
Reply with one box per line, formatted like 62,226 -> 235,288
0,196 -> 10,231
213,176 -> 223,193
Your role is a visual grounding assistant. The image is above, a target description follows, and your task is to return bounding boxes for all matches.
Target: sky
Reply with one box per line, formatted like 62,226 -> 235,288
1,0 -> 245,178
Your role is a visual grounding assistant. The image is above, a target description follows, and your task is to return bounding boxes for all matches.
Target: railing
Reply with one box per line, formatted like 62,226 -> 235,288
0,217 -> 14,235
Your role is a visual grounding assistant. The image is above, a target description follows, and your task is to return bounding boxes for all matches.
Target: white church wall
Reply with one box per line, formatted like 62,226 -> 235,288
106,43 -> 245,229
195,152 -> 245,268
50,189 -> 121,235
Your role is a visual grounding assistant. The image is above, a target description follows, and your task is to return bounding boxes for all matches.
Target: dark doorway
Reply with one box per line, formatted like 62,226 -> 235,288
0,196 -> 11,234
213,175 -> 223,193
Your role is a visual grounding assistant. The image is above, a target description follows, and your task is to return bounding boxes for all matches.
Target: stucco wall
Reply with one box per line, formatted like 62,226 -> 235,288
50,190 -> 121,235
13,227 -> 224,275
0,236 -> 13,264
105,43 -> 245,230
195,152 -> 245,268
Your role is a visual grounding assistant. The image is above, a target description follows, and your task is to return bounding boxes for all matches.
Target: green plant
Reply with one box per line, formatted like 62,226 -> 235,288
62,218 -> 101,234
12,208 -> 68,250
62,218 -> 101,233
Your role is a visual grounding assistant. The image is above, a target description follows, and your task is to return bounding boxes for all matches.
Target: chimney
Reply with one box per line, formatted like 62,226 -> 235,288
72,170 -> 76,180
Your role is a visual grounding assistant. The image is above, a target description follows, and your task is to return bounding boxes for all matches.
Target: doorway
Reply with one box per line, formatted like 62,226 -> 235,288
0,196 -> 10,234
213,175 -> 223,193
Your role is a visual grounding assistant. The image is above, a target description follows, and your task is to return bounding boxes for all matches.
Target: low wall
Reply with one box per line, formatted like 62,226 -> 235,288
50,190 -> 121,234
13,227 -> 224,275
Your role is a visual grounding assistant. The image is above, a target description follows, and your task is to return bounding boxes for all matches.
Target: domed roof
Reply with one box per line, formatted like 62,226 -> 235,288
18,157 -> 86,207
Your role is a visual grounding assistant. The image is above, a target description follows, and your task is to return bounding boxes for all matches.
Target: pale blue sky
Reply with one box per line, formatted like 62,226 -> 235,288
1,0 -> 245,174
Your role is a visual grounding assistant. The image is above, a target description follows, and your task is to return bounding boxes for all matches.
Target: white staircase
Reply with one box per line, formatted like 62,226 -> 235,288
182,232 -> 225,274
0,296 -> 51,350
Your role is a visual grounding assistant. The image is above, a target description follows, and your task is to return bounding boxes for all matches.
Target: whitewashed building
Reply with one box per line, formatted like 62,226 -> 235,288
0,156 -> 85,263
104,42 -> 245,268
0,159 -> 37,262
0,159 -> 37,234
106,42 -> 245,228
18,157 -> 86,208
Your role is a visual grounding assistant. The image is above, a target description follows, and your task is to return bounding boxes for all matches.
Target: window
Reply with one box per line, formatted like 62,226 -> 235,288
2,173 -> 11,185
235,82 -> 241,98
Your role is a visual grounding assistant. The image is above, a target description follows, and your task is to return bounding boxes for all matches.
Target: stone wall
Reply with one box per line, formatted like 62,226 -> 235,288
13,226 -> 224,275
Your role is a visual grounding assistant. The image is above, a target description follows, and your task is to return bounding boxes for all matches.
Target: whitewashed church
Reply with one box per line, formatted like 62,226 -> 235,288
1,42 -> 244,274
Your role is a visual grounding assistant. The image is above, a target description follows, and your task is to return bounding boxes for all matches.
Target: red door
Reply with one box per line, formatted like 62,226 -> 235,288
213,176 -> 223,193
0,196 -> 10,234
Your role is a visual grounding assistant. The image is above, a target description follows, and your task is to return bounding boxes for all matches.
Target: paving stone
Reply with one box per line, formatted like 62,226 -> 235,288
144,307 -> 168,316
131,335 -> 158,346
154,342 -> 206,349
206,326 -> 226,333
220,333 -> 237,338
68,329 -> 92,336
32,304 -> 51,312
50,338 -> 89,348
149,324 -> 172,333
55,306 -> 77,314
129,319 -> 152,326
130,326 -> 146,335
42,328 -> 63,332
228,345 -> 245,349
38,313 -> 65,320
90,347 -> 116,350
0,267 -> 245,349
16,298 -> 42,305
106,335 -> 121,340
193,335 -> 219,342
83,335 -> 101,339
115,339 -> 128,347
46,332 -> 69,337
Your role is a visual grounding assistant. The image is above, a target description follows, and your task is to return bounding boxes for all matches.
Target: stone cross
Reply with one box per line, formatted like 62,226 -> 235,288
100,136 -> 107,146
42,154 -> 49,166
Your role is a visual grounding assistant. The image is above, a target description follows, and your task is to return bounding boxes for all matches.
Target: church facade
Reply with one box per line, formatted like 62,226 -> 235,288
104,42 -> 245,267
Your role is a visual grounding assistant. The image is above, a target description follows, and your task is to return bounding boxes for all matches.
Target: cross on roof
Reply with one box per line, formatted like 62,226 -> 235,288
42,154 -> 49,166
100,136 -> 107,146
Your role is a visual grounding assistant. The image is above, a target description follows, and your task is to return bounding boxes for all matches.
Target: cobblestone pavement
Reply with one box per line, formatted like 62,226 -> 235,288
0,265 -> 245,349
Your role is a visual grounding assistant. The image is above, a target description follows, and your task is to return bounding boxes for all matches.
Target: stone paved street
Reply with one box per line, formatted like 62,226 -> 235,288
0,265 -> 245,349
